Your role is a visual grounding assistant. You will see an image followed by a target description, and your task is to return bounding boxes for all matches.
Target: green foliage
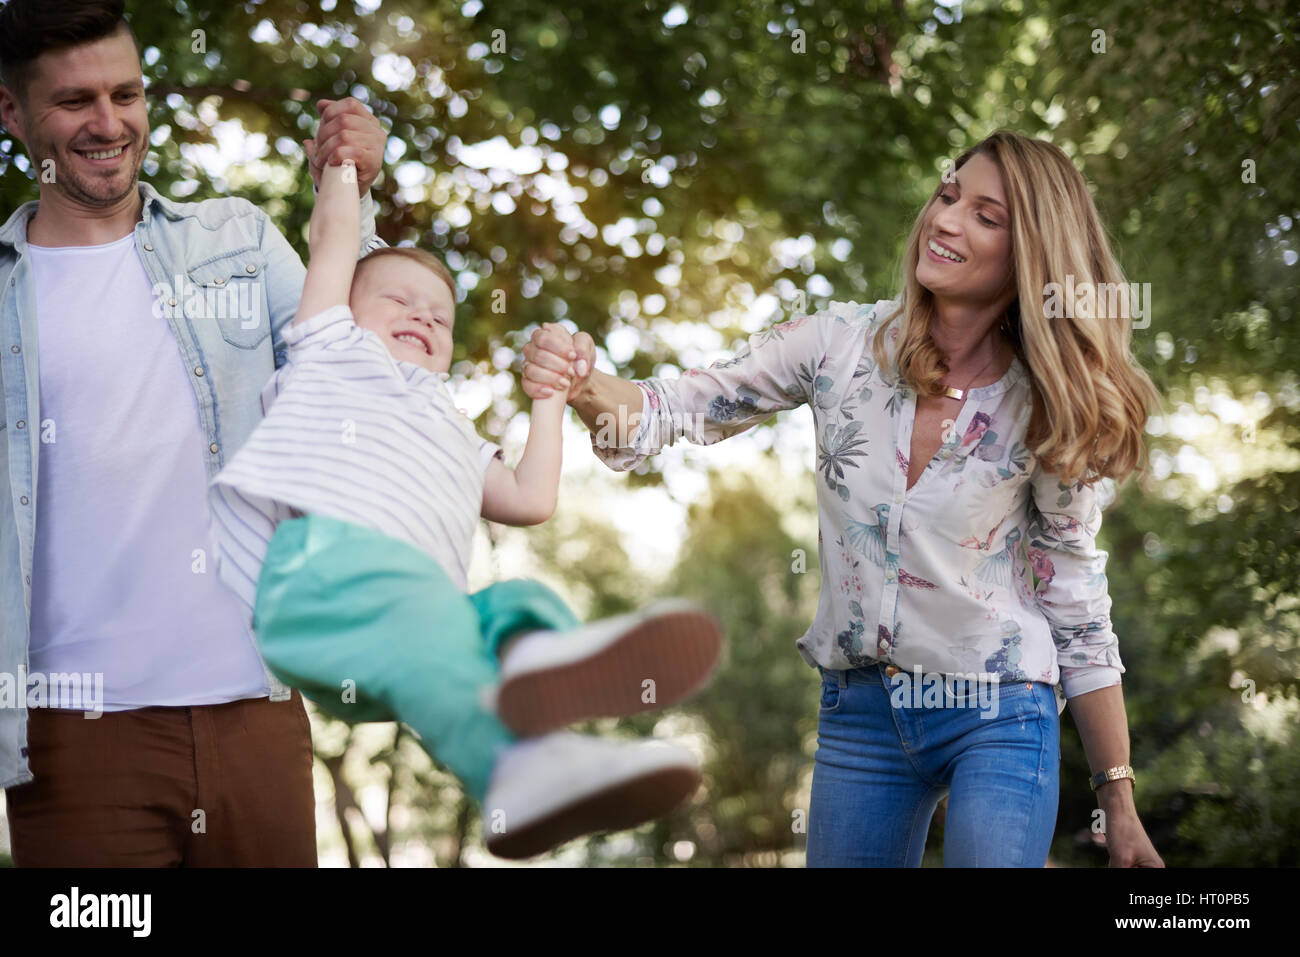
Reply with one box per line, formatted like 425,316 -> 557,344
2,0 -> 1295,866
1054,470 -> 1300,866
654,470 -> 822,864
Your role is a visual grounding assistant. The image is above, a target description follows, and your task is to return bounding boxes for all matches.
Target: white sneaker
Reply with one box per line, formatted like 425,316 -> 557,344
495,598 -> 723,735
482,731 -> 700,860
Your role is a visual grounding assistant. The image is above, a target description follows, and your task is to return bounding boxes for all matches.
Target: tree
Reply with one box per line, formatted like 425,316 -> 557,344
3,0 -> 1294,865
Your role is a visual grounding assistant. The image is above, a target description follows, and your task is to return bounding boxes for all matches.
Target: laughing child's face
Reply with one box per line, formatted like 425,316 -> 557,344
348,255 -> 455,374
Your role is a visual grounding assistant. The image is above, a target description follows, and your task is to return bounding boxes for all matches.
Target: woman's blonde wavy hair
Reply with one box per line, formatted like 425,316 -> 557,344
870,130 -> 1162,487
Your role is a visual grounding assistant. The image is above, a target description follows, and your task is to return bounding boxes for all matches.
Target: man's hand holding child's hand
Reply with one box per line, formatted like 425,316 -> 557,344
303,97 -> 386,196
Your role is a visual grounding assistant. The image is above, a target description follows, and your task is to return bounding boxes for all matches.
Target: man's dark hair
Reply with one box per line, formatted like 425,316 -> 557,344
0,0 -> 140,103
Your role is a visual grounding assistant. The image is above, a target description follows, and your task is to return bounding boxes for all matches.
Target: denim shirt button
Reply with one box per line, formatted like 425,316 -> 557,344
19,496 -> 29,505
15,420 -> 24,429
9,344 -> 18,353
168,297 -> 177,306
194,366 -> 204,377
143,243 -> 153,252
209,443 -> 219,454
245,264 -> 257,274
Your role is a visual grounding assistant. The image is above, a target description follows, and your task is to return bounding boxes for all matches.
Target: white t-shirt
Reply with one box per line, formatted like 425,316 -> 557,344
26,233 -> 270,711
209,304 -> 504,620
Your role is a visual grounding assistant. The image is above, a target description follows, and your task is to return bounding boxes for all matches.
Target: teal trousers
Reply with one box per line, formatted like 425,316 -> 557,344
252,514 -> 582,803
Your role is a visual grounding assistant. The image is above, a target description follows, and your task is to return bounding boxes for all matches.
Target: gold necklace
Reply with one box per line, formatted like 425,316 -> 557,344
940,348 -> 998,401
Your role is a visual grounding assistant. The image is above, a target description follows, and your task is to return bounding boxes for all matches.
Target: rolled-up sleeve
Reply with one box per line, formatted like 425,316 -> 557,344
590,311 -> 831,471
1026,469 -> 1125,698
478,436 -> 505,474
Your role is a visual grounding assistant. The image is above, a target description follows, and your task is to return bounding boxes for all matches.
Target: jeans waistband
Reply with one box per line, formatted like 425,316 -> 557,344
819,662 -> 1039,690
817,662 -> 889,687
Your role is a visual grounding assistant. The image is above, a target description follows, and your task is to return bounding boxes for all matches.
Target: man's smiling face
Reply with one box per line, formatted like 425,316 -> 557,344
0,25 -> 148,210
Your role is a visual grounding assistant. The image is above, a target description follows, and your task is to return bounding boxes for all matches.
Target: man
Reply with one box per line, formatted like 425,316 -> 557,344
0,0 -> 389,865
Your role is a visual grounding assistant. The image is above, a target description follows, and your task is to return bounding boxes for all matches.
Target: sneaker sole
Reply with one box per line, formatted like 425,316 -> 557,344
486,762 -> 700,860
496,608 -> 722,736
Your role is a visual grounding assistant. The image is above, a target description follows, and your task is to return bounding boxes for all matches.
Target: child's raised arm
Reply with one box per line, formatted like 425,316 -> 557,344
481,389 -> 569,526
292,157 -> 362,326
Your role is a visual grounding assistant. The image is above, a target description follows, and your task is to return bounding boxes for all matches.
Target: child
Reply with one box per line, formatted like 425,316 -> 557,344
206,156 -> 722,860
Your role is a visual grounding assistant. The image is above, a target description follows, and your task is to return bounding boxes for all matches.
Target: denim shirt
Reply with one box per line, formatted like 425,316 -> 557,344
0,180 -> 386,789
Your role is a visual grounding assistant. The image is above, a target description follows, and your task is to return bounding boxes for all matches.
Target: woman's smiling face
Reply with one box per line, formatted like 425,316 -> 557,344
915,151 -> 1015,308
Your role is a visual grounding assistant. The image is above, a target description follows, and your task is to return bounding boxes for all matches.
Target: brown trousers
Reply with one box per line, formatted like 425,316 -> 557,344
4,690 -> 317,866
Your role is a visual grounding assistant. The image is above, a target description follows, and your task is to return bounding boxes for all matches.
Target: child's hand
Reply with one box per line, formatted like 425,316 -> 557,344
522,323 -> 597,401
303,137 -> 323,173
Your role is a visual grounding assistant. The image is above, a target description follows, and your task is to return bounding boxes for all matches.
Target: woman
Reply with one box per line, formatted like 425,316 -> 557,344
520,130 -> 1164,867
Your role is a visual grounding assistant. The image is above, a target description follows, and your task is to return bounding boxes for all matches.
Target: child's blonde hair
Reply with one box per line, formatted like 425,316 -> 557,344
355,247 -> 456,300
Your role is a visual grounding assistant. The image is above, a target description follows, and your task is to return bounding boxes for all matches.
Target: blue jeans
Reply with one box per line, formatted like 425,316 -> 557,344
807,662 -> 1060,867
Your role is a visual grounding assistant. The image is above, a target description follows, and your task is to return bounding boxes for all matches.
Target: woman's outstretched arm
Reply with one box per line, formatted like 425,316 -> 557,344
522,313 -> 832,471
574,370 -> 647,437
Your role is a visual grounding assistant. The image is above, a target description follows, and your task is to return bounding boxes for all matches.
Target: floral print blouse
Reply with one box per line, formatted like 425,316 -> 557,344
590,299 -> 1125,711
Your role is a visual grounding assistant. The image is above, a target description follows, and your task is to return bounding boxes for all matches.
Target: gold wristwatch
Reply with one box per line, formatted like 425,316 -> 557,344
1089,764 -> 1135,792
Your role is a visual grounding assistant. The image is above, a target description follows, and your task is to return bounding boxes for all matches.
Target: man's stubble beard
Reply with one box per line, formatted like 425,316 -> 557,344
42,136 -> 146,209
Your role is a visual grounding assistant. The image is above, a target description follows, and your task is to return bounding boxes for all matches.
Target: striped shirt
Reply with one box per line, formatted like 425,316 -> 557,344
208,304 -> 503,620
